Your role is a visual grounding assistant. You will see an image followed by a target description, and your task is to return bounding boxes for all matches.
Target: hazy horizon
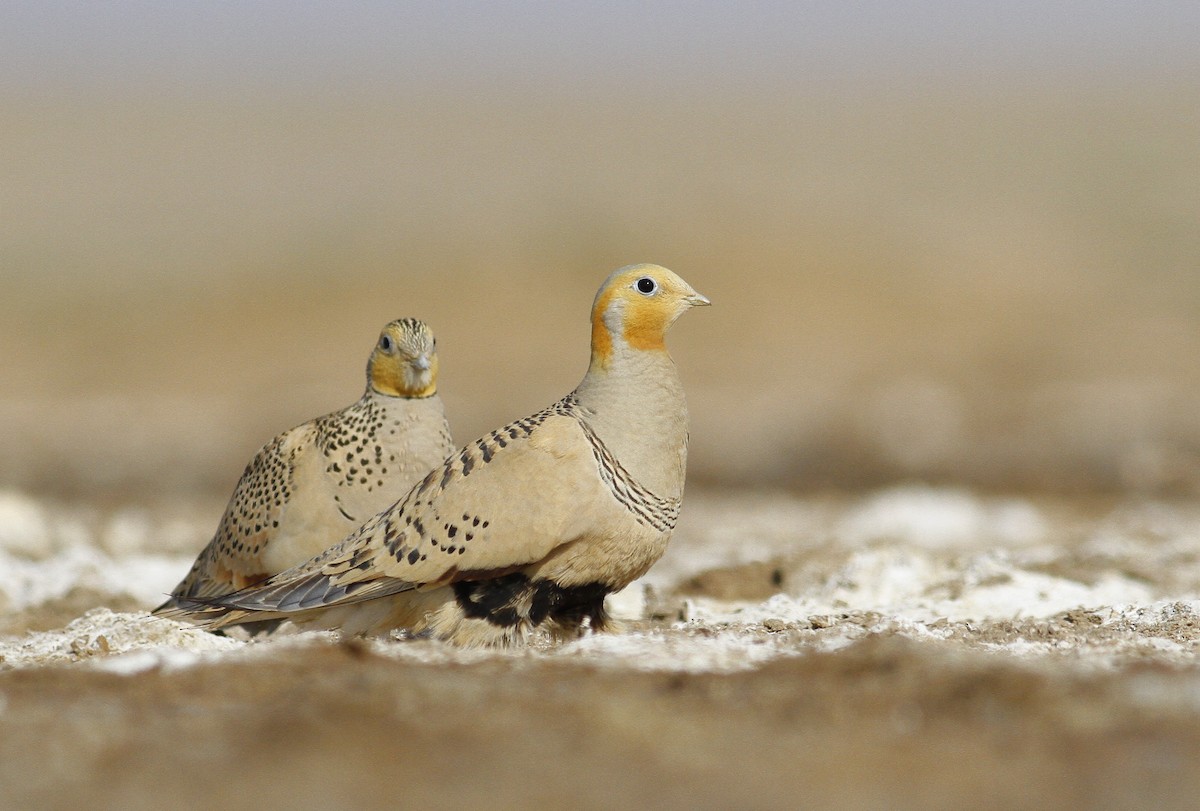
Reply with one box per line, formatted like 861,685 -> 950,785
4,2 -> 1199,91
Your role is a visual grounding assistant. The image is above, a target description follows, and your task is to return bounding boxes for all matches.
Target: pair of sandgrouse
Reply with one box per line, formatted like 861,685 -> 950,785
156,264 -> 709,646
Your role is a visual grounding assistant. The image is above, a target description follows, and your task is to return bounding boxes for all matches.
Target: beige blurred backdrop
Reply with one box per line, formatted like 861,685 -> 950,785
3,4 -> 1199,499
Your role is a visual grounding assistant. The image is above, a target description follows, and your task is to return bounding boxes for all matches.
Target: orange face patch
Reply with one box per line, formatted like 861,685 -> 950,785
620,296 -> 670,352
589,284 -> 618,366
590,277 -> 674,364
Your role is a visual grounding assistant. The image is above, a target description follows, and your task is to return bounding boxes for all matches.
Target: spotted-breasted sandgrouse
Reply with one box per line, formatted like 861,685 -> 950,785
155,318 -> 453,614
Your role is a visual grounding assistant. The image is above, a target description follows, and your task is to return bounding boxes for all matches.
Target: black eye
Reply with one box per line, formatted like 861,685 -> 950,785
379,335 -> 394,352
636,277 -> 657,295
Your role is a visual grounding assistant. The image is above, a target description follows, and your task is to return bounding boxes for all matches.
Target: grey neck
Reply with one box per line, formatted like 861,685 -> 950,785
572,347 -> 689,501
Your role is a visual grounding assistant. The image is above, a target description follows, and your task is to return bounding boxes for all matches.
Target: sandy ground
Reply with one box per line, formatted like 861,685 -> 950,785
5,486 -> 1200,809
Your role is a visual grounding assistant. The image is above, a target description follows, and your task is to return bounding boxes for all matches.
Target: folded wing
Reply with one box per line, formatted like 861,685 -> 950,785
207,411 -> 603,618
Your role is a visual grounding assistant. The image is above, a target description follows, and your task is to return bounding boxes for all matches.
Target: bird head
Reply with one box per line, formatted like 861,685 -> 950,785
368,318 -> 440,398
590,264 -> 710,367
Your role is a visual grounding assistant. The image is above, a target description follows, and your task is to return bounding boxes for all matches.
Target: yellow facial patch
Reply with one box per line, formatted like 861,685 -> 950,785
372,353 -> 438,398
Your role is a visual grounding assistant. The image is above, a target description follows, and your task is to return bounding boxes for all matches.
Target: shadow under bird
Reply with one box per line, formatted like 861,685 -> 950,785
165,264 -> 709,646
155,318 -> 453,613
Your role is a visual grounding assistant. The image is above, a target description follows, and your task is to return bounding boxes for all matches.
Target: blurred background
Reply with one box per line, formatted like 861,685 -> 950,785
3,1 -> 1199,501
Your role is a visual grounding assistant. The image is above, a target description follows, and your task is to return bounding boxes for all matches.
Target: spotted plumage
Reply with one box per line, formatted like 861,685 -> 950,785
164,265 -> 708,646
154,318 -> 453,615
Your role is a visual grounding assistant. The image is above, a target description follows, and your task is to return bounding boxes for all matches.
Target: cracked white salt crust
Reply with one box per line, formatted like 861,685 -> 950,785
648,490 -> 836,586
2,486 -> 1199,673
779,548 -> 1149,623
558,629 -> 784,672
1107,599 -> 1200,628
359,629 -> 790,674
0,609 -> 242,670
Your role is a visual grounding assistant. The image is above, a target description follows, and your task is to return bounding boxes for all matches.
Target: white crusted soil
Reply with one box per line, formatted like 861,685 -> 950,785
3,486 -> 1200,672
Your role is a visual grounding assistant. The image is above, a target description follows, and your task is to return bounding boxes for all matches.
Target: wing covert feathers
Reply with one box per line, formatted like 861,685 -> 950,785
210,404 -> 604,616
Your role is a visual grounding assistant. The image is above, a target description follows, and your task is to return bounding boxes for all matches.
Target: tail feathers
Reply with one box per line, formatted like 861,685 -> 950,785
153,572 -> 417,633
152,595 -> 179,614
152,595 -> 244,626
209,569 -> 416,614
151,593 -> 219,619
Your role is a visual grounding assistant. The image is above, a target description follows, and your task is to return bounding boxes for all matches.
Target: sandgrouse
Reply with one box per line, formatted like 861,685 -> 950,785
155,318 -> 453,614
167,265 -> 708,646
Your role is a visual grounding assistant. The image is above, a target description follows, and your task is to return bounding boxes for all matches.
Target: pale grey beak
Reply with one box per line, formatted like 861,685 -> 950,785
413,354 -> 432,371
686,291 -> 711,307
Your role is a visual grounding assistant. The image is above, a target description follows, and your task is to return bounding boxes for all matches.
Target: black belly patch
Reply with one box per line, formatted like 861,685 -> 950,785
452,574 -> 610,631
